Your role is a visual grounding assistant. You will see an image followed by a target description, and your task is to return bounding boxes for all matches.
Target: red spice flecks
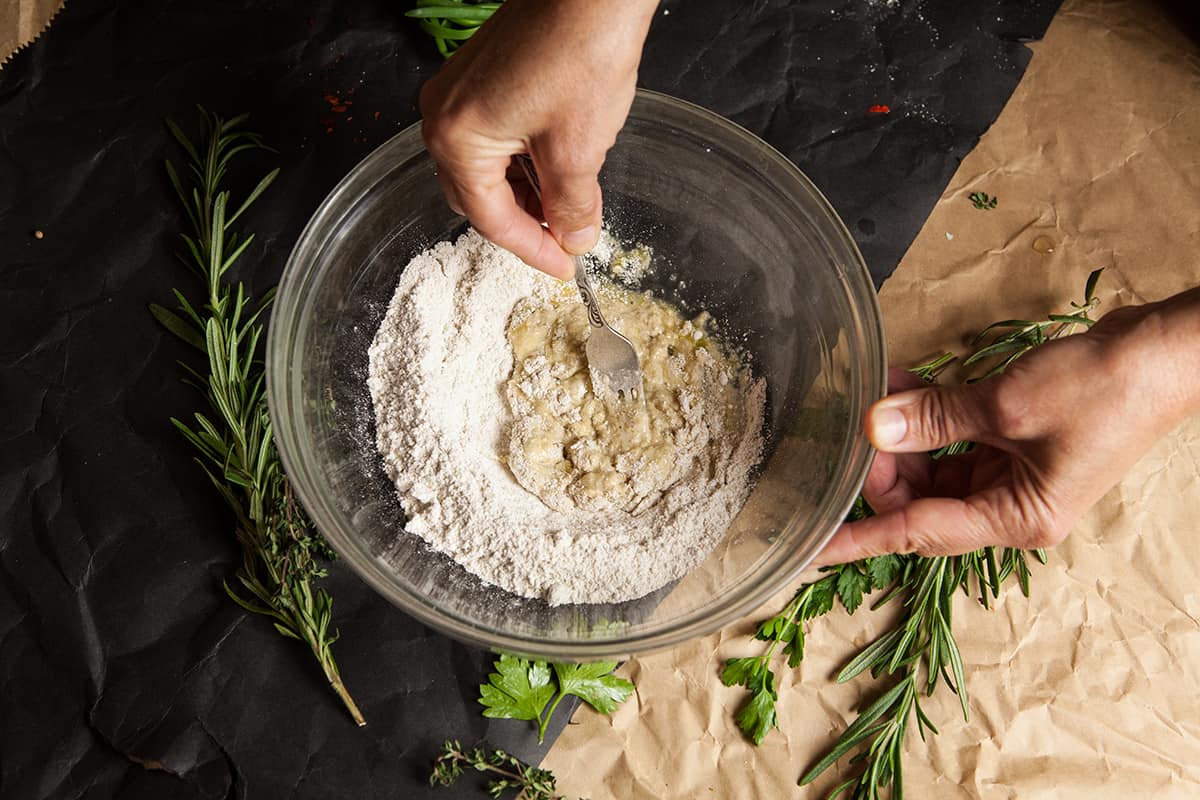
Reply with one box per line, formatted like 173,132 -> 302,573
323,93 -> 339,105
869,104 -> 891,114
373,111 -> 381,121
325,127 -> 334,134
331,104 -> 348,113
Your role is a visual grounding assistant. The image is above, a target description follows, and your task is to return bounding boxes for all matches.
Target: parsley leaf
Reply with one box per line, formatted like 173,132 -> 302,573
478,655 -> 635,744
783,625 -> 806,668
721,656 -> 766,688
845,495 -> 875,522
735,681 -> 778,745
805,575 -> 837,620
478,654 -> 555,722
553,662 -> 634,715
722,657 -> 778,744
867,554 -> 902,590
754,614 -> 797,643
836,566 -> 871,614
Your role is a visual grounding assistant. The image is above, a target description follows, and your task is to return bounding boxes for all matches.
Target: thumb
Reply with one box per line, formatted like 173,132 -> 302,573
866,382 -> 993,453
536,166 -> 603,255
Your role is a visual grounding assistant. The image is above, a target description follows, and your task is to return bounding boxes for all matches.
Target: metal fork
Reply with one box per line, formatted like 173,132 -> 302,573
514,154 -> 645,403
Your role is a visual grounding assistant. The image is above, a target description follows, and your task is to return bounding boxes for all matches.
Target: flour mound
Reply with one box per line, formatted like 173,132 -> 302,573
367,230 -> 764,605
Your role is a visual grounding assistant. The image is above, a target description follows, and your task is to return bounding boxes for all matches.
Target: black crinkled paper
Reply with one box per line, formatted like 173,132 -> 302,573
0,0 -> 1058,797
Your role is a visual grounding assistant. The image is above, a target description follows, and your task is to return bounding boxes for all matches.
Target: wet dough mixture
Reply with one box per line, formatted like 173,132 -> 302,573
368,229 -> 765,604
506,285 -> 746,516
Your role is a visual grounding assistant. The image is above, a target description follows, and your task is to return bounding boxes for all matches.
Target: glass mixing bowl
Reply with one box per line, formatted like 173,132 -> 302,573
267,89 -> 885,660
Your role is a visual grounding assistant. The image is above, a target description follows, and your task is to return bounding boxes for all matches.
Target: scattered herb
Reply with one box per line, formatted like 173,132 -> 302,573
725,270 -> 1105,796
150,109 -> 364,725
431,741 -> 570,799
407,1 -> 503,58
968,191 -> 998,210
479,655 -> 634,743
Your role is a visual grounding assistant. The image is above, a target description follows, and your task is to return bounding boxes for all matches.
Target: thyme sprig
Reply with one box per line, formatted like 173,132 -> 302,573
725,269 -> 1105,797
150,109 -> 364,725
431,741 -> 571,799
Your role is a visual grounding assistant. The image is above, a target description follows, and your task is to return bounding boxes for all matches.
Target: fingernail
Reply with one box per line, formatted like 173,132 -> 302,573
872,406 -> 908,448
561,225 -> 598,255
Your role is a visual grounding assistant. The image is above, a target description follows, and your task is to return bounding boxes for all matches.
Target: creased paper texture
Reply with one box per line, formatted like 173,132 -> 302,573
542,0 -> 1200,796
1,0 -> 65,68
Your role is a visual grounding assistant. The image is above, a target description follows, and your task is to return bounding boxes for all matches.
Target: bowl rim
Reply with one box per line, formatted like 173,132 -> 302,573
267,88 -> 886,660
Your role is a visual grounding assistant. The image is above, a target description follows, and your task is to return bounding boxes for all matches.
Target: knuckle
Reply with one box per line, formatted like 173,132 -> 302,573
420,108 -> 472,160
1022,502 -> 1068,549
539,136 -> 605,178
1020,520 -> 1063,549
990,491 -> 1065,549
545,191 -> 599,227
909,389 -> 956,445
984,377 -> 1034,440
898,509 -> 937,557
420,117 -> 451,159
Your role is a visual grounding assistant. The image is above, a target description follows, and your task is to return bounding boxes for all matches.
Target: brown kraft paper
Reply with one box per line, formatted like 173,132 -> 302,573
542,0 -> 1200,797
1,0 -> 65,68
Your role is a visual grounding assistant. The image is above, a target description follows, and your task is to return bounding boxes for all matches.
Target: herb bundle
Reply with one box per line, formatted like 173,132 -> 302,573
407,1 -> 502,58
725,270 -> 1104,797
151,109 -> 364,725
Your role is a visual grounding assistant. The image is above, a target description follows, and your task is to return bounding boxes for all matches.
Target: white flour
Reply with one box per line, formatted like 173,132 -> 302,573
367,230 -> 764,605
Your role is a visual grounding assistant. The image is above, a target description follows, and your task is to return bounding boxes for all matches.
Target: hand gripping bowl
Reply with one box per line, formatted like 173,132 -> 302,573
266,89 -> 885,661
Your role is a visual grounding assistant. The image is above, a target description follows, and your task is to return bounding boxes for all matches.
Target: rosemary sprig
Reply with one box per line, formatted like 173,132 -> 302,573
961,267 -> 1102,382
431,741 -> 570,799
150,108 -> 364,726
406,1 -> 503,58
725,269 -> 1105,796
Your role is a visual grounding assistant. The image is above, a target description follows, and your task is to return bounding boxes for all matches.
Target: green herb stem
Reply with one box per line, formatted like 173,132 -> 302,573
156,108 -> 363,726
431,741 -> 568,800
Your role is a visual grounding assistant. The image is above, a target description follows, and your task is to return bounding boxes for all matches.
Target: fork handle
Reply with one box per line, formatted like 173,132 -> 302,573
515,154 -> 606,330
